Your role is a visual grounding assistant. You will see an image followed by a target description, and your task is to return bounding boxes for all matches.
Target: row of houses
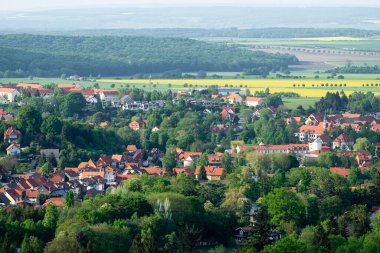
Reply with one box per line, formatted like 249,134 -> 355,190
294,112 -> 380,142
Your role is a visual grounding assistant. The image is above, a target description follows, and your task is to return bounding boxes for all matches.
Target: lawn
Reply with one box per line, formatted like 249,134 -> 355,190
283,97 -> 319,110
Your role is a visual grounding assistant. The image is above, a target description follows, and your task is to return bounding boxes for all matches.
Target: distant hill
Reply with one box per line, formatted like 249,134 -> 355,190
0,34 -> 298,77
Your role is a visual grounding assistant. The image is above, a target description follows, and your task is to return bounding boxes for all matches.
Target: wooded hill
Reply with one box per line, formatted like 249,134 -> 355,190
0,34 -> 298,77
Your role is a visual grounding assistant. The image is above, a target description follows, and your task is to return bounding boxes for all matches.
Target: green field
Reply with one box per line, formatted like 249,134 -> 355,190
283,97 -> 319,110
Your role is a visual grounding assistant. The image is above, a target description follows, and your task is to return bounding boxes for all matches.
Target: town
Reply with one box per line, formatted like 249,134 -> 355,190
0,79 -> 379,252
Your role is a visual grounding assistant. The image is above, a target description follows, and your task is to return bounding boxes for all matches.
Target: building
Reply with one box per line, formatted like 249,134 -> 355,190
330,167 -> 350,178
226,94 -> 243,104
6,144 -> 21,156
195,166 -> 224,181
217,87 -> 242,96
221,107 -> 235,122
295,121 -> 330,142
0,88 -> 20,102
333,134 -> 354,150
4,127 -> 22,144
245,97 -> 263,107
98,90 -> 119,107
250,143 -> 309,155
129,121 -> 146,131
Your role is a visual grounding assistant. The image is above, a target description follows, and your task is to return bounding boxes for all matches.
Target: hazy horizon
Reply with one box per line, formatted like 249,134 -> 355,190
2,0 -> 380,11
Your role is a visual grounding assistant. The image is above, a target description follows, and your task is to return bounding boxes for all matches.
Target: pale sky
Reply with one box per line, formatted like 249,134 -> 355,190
2,0 -> 380,11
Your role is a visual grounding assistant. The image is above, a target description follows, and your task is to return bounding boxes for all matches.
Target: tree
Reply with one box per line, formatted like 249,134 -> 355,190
41,162 -> 53,178
0,233 -> 12,253
198,165 -> 207,181
43,204 -> 59,230
348,205 -> 370,237
353,138 -> 372,151
249,206 -> 272,251
65,190 -> 75,208
60,92 -> 86,117
197,153 -> 208,167
162,146 -> 177,176
221,153 -> 233,174
21,235 -> 44,253
41,115 -> 62,136
264,188 -> 306,226
262,234 -> 307,253
17,105 -> 42,139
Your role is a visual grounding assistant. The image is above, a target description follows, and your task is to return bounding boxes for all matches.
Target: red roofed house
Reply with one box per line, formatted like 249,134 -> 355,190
371,124 -> 380,132
129,121 -> 145,131
221,107 -> 235,122
126,145 -> 138,153
195,166 -> 224,181
330,167 -> 350,178
4,127 -> 22,144
295,121 -> 330,142
251,143 -> 309,155
226,94 -> 243,104
43,197 -> 65,207
245,97 -> 263,107
333,134 -> 354,150
16,83 -> 42,89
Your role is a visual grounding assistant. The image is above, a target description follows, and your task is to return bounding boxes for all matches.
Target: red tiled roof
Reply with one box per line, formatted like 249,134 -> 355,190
246,96 -> 262,102
330,167 -> 350,178
195,166 -> 224,177
16,83 -> 41,89
43,197 -> 65,207
126,145 -> 137,151
333,134 -> 353,143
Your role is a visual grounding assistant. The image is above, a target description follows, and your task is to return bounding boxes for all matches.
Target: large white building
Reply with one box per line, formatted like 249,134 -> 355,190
0,88 -> 20,102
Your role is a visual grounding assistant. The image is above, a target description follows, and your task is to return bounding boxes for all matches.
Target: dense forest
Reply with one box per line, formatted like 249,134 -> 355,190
0,34 -> 298,77
327,65 -> 380,74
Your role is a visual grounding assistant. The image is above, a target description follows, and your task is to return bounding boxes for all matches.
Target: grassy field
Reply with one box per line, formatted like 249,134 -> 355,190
283,97 -> 319,110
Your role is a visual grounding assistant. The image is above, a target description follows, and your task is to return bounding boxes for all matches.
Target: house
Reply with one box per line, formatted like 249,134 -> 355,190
104,167 -> 116,185
0,88 -> 20,102
234,226 -> 253,244
226,94 -> 243,104
333,134 -> 354,150
126,145 -> 138,153
0,109 -> 13,121
64,170 -> 80,181
152,127 -> 160,132
43,197 -> 65,207
330,167 -> 350,178
6,144 -> 21,156
40,149 -> 60,160
217,87 -> 242,96
4,127 -> 22,144
371,124 -> 380,132
4,189 -> 22,205
195,166 -> 224,181
295,121 -> 330,142
129,121 -> 145,131
221,107 -> 235,122
16,83 -> 42,89
245,97 -> 263,107
98,90 -> 120,107
57,84 -> 81,90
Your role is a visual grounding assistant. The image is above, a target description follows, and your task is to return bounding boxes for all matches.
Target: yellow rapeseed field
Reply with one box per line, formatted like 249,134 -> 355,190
99,79 -> 380,97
